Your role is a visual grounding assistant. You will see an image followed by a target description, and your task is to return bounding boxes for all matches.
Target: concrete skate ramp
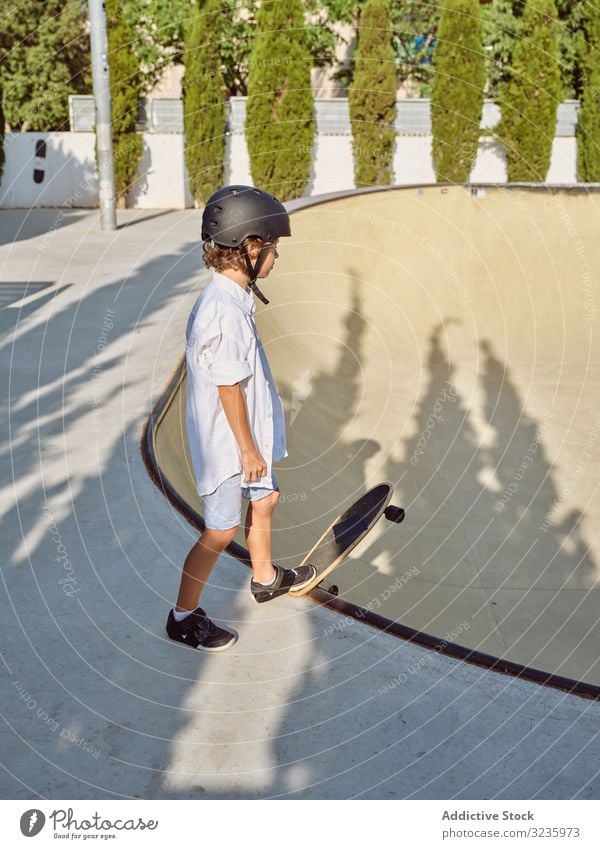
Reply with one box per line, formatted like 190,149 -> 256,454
145,185 -> 600,692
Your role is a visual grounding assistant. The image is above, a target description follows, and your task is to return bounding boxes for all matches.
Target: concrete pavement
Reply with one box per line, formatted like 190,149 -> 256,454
1,200 -> 598,800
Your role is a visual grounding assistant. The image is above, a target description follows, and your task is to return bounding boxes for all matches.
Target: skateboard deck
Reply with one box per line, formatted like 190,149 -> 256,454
288,482 -> 405,597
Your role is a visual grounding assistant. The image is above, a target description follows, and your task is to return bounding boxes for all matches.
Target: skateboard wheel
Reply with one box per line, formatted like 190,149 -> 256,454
384,505 -> 405,523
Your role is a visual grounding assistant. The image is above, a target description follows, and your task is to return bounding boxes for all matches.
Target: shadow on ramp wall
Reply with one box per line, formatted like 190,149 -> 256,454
142,184 -> 600,697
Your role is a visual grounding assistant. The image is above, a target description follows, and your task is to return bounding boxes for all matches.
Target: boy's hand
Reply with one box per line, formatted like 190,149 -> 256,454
241,448 -> 267,484
216,384 -> 267,483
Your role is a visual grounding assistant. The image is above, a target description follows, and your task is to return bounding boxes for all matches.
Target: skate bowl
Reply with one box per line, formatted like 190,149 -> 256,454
143,184 -> 600,696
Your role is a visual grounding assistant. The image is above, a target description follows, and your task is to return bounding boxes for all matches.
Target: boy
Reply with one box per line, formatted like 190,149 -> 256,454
166,185 -> 316,651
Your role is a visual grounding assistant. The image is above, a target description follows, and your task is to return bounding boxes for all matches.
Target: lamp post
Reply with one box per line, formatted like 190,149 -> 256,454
88,0 -> 116,230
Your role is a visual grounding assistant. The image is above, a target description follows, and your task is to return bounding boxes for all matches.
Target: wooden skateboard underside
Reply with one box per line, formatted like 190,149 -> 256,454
288,483 -> 395,597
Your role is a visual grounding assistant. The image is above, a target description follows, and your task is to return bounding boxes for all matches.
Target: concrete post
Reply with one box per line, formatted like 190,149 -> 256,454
89,0 -> 116,230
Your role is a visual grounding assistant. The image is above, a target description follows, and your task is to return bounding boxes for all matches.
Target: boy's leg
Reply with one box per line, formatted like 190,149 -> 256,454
175,474 -> 242,612
167,524 -> 239,652
243,476 -> 317,603
175,527 -> 237,612
244,489 -> 280,584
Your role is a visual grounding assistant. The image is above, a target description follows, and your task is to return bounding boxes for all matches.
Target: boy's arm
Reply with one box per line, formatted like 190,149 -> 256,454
189,310 -> 266,483
217,383 -> 267,483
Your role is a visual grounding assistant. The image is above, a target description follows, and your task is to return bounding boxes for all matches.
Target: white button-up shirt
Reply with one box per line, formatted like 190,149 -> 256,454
185,268 -> 288,496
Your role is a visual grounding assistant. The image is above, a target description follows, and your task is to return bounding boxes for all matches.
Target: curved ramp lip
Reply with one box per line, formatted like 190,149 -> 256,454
141,183 -> 600,702
141,361 -> 600,703
283,180 -> 600,215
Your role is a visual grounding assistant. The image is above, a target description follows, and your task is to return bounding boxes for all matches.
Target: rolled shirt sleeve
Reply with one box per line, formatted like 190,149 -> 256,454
188,311 -> 252,386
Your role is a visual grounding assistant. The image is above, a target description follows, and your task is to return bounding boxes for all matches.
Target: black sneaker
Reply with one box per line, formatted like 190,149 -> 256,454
250,563 -> 317,604
166,607 -> 238,651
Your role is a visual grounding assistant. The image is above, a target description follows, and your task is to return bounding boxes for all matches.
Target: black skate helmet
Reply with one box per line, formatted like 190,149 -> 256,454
202,185 -> 291,304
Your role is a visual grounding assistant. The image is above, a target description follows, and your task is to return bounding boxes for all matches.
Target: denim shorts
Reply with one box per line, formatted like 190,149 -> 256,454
202,470 -> 280,530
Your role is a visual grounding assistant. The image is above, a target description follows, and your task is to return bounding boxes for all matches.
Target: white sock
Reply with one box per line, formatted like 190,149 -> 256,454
255,567 -> 277,586
173,608 -> 194,622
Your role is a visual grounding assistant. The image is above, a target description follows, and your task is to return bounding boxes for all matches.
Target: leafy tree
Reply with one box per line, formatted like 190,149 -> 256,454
348,0 -> 397,186
388,1 -> 440,95
107,1 -> 590,105
123,0 -> 437,97
218,1 -> 259,95
554,0 -> 589,99
431,0 -> 486,182
245,0 -> 315,200
482,0 -> 588,101
328,1 -> 439,94
124,0 -> 190,92
0,0 -> 90,131
494,0 -> 561,181
331,1 -> 587,99
124,0 -> 360,95
106,0 -> 144,206
182,0 -> 226,203
480,0 -> 522,99
576,0 -> 600,180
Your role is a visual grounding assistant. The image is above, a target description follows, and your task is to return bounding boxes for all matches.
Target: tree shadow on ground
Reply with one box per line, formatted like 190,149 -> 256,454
1,214 -> 598,802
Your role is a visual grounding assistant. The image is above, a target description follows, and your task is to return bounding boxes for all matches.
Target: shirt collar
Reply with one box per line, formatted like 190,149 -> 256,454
211,269 -> 256,316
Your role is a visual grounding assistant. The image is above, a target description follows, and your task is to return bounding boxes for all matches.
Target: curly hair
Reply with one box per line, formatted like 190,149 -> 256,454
202,236 -> 265,274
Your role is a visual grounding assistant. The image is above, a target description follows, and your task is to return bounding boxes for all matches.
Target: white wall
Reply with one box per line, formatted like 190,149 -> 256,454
226,132 -> 576,196
0,117 -> 583,210
127,134 -> 192,209
0,132 -> 98,208
546,138 -> 578,183
0,132 -> 192,209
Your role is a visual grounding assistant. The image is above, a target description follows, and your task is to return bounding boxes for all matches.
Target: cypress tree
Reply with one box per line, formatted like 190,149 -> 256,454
495,0 -> 561,182
348,0 -> 397,187
245,0 -> 315,201
183,0 -> 227,204
576,1 -> 600,180
431,0 -> 486,183
106,0 -> 144,207
0,81 -> 4,183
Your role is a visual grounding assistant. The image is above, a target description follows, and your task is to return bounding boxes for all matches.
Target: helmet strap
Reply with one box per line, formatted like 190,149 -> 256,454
242,242 -> 272,305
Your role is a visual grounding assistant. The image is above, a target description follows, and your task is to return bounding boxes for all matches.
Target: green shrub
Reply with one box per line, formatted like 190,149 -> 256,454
183,0 -> 227,203
431,0 -> 486,183
245,0 -> 315,200
348,0 -> 397,187
495,0 -> 561,182
576,1 -> 600,180
106,0 -> 144,206
0,81 -> 4,182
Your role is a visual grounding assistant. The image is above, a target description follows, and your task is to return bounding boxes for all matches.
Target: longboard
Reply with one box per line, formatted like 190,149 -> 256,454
288,482 -> 405,597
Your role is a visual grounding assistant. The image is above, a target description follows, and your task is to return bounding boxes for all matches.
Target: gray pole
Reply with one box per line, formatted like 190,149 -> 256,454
89,0 -> 116,230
